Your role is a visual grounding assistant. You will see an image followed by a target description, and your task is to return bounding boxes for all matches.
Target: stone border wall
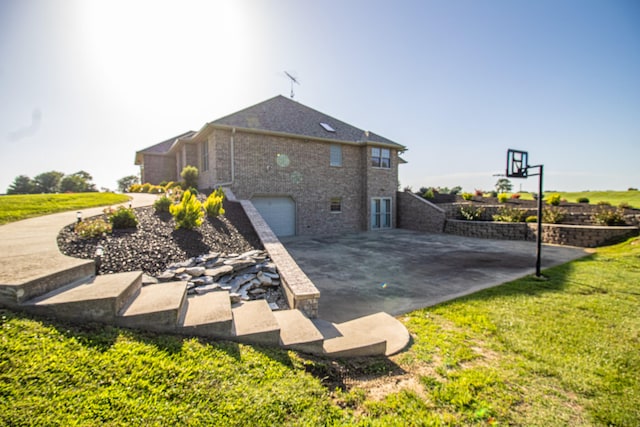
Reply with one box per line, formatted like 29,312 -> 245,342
444,219 -> 638,247
223,188 -> 320,318
397,191 -> 446,233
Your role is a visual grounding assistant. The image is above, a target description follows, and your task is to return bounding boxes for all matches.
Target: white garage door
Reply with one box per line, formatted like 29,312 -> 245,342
251,196 -> 296,237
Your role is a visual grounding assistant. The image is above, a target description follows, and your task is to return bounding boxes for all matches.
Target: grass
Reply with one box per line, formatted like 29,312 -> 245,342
1,237 -> 639,425
0,193 -> 131,224
513,190 -> 640,208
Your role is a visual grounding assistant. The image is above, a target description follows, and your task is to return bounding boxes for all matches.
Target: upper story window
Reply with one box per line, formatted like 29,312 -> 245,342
330,145 -> 342,167
371,147 -> 391,168
330,197 -> 342,213
201,141 -> 209,171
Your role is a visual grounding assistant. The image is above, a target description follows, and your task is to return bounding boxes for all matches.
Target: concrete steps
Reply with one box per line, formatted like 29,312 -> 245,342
13,270 -> 409,358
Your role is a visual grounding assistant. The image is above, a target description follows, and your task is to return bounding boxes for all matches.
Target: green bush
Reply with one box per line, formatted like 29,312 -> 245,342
74,217 -> 112,238
181,166 -> 199,190
105,206 -> 138,229
423,189 -> 435,199
170,189 -> 203,229
526,215 -> 538,223
542,207 -> 565,224
597,200 -> 611,206
461,192 -> 473,201
490,191 -> 498,198
577,197 -> 590,203
492,206 -> 526,222
547,193 -> 562,206
459,205 -> 484,221
497,193 -> 508,203
618,202 -> 631,209
204,187 -> 226,218
592,207 -> 626,226
154,195 -> 172,213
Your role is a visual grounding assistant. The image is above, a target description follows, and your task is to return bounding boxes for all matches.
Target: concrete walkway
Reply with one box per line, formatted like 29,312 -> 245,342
282,229 -> 590,323
0,194 -> 157,294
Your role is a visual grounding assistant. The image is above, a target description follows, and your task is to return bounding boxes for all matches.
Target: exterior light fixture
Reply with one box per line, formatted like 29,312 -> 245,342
76,211 -> 82,223
94,244 -> 104,275
128,202 -> 132,209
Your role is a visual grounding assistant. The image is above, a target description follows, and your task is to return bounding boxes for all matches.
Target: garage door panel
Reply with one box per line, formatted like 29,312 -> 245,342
251,196 -> 296,237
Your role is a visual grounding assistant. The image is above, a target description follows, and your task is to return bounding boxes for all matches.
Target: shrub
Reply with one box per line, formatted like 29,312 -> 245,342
106,206 -> 138,229
526,216 -> 538,223
492,206 -> 526,222
204,187 -> 226,218
461,192 -> 473,201
474,189 -> 484,197
618,202 -> 631,209
628,187 -> 638,191
459,205 -> 484,221
511,193 -> 521,199
154,195 -> 172,213
542,206 -> 565,224
140,183 -> 152,193
129,183 -> 142,193
490,191 -> 498,198
577,197 -> 590,203
592,207 -> 626,226
170,189 -> 203,229
74,217 -> 112,238
423,189 -> 435,199
497,193 -> 508,203
181,166 -> 199,190
547,193 -> 561,206
597,200 -> 611,206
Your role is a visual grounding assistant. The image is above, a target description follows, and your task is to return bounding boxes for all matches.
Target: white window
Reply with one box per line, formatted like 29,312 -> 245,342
371,197 -> 392,229
330,145 -> 342,167
371,147 -> 391,168
330,197 -> 342,213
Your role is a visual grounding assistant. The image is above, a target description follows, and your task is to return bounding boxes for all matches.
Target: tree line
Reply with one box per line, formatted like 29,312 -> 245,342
6,171 -> 99,194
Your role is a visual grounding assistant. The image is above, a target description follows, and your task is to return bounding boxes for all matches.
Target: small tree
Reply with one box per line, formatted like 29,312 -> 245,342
34,171 -> 64,193
117,175 -> 139,192
6,175 -> 35,194
181,166 -> 199,190
60,171 -> 98,193
495,178 -> 513,194
170,189 -> 203,229
204,187 -> 225,218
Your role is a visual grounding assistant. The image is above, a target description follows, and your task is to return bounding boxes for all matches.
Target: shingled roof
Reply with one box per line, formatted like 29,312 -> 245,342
134,131 -> 195,164
208,95 -> 404,149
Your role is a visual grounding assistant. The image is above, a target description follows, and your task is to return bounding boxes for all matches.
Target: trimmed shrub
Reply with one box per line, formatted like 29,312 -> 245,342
492,206 -> 526,222
106,206 -> 138,229
74,218 -> 112,238
511,193 -> 521,199
140,183 -> 152,193
526,216 -> 538,223
547,193 -> 562,206
577,197 -> 590,204
597,200 -> 611,206
542,207 -> 565,224
459,205 -> 484,221
129,183 -> 143,193
204,187 -> 226,218
618,202 -> 631,209
461,192 -> 473,201
423,189 -> 435,199
154,195 -> 172,213
170,189 -> 203,229
497,193 -> 508,203
181,166 -> 199,190
592,207 -> 626,226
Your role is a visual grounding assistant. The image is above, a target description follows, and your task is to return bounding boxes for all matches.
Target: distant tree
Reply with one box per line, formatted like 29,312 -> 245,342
60,171 -> 97,193
495,178 -> 513,194
6,175 -> 36,194
34,171 -> 64,193
181,166 -> 199,190
450,186 -> 463,195
117,175 -> 139,192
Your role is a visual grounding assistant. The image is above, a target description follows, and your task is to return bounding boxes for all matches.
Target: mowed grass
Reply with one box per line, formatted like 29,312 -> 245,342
516,190 -> 640,208
0,193 -> 131,224
1,237 -> 639,425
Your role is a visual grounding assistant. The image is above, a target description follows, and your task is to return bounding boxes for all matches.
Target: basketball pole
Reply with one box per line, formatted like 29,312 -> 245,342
534,165 -> 543,277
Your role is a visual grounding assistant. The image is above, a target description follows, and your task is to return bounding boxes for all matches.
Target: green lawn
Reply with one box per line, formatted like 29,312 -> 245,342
1,237 -> 639,426
0,193 -> 131,224
515,190 -> 640,208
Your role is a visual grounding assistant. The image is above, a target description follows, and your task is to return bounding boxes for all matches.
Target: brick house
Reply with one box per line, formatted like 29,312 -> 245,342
135,95 -> 406,236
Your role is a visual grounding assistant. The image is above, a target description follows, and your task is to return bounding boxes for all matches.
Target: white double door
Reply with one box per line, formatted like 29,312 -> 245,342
371,197 -> 391,229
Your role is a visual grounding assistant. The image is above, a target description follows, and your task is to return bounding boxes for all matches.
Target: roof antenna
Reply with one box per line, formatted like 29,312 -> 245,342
284,71 -> 300,99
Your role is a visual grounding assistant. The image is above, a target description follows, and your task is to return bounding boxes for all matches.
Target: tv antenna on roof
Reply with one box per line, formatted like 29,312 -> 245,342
284,71 -> 300,99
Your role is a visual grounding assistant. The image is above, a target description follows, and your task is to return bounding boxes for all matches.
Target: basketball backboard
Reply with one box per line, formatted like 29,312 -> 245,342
506,149 -> 528,178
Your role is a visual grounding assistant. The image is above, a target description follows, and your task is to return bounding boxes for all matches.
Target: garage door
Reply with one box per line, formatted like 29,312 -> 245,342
251,196 -> 296,237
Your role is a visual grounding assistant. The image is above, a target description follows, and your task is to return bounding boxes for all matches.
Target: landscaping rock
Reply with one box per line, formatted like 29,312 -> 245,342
185,266 -> 206,277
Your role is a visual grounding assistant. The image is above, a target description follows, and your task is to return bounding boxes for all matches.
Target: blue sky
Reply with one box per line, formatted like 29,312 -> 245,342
1,0 -> 639,193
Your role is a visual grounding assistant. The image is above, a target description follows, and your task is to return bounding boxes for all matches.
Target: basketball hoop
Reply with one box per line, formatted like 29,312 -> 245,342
506,149 -> 528,178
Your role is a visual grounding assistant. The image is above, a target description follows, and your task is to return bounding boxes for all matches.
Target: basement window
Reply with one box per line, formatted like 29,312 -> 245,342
320,122 -> 336,132
330,198 -> 342,213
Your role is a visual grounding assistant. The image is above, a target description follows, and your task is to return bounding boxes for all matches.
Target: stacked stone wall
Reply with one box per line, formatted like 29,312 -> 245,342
396,191 -> 446,233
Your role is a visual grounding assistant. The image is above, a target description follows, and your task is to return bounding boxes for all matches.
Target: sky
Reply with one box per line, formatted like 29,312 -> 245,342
1,0 -> 639,194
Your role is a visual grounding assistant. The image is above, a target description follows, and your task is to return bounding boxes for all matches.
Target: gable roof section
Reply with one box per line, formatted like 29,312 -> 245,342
134,130 -> 195,164
208,95 -> 404,149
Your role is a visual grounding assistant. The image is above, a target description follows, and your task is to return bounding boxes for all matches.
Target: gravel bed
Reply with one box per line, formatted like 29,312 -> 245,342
57,201 -> 263,276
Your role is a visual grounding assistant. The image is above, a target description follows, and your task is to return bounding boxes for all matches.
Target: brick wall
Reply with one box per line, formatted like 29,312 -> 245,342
141,154 -> 176,184
397,191 -> 446,233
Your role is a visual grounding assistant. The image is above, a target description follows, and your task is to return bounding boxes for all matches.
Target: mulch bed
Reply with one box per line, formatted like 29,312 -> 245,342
57,201 -> 263,276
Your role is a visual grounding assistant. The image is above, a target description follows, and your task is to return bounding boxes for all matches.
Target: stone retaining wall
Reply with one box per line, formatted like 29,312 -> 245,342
397,191 -> 446,233
224,188 -> 320,317
444,219 -> 638,247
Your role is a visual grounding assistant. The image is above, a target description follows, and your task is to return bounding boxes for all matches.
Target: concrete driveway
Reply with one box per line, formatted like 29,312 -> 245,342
281,229 -> 589,323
